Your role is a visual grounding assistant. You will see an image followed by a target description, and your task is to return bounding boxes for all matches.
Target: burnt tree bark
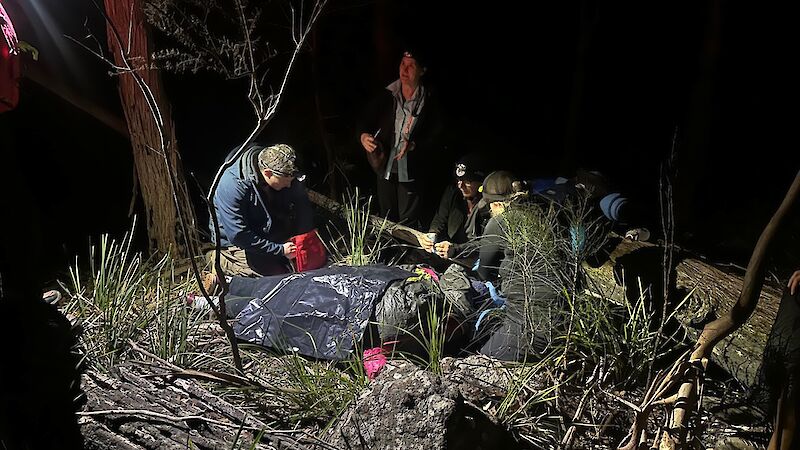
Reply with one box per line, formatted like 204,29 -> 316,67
103,0 -> 197,255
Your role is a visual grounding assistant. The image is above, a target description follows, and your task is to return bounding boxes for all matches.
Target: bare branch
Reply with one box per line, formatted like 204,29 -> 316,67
78,408 -> 262,431
63,34 -> 127,72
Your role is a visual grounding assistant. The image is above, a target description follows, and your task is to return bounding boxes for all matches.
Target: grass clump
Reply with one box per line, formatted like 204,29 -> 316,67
62,221 -> 203,371
325,188 -> 389,266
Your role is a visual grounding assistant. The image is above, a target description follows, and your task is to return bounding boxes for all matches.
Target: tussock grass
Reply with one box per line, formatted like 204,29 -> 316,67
237,344 -> 367,428
324,188 -> 389,266
381,301 -> 451,377
62,221 -> 203,372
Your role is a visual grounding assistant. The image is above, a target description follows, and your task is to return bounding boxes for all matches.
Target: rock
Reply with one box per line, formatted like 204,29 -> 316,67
327,360 -> 521,450
441,355 -> 514,405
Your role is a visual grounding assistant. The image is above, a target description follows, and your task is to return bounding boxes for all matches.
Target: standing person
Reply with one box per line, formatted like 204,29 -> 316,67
418,153 -> 491,258
358,47 -> 444,228
209,143 -> 314,277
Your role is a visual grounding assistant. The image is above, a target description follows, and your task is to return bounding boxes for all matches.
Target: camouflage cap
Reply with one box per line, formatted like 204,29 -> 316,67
257,144 -> 301,177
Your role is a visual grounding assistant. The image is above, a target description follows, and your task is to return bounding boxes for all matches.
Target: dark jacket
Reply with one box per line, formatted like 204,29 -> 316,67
429,185 -> 490,254
358,83 -> 445,180
211,144 -> 313,256
477,215 -> 507,284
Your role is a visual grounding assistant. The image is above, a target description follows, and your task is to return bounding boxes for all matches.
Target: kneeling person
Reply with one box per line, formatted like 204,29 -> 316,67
209,143 -> 314,276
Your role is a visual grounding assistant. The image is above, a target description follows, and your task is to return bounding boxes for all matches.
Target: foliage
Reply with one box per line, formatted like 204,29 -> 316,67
498,195 -> 607,358
325,188 -> 389,266
144,0 -> 271,78
390,300 -> 450,377
487,193 -> 696,445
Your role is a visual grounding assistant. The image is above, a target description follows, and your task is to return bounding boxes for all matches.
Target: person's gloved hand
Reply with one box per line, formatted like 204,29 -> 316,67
475,282 -> 507,331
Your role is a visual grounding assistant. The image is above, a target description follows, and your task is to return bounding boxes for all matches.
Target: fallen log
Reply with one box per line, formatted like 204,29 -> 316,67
307,190 -> 424,245
582,237 -> 781,388
307,189 -> 781,388
307,190 -> 474,271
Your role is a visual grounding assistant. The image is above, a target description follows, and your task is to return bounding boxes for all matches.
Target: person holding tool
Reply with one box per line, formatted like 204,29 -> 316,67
358,45 -> 445,228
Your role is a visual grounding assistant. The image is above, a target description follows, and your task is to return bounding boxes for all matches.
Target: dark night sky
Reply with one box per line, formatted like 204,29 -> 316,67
2,0 -> 799,281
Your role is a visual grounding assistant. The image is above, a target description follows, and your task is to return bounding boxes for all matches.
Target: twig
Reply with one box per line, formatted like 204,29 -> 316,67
561,383 -> 595,448
78,408 -> 262,431
79,408 -> 333,449
602,389 -> 641,413
128,338 -> 181,370
648,126 -> 678,390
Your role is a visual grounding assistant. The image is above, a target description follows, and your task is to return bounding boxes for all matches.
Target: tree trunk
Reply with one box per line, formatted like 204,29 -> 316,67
103,0 -> 197,256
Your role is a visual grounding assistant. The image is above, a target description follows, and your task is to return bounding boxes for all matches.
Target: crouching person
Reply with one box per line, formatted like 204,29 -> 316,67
208,143 -> 314,277
473,171 -> 577,361
418,153 -> 492,259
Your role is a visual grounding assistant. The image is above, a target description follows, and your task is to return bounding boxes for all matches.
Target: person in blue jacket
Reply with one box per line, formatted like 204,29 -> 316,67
208,143 -> 314,276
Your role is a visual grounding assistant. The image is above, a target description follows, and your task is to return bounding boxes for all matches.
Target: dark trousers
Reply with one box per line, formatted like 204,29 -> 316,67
376,174 -> 421,228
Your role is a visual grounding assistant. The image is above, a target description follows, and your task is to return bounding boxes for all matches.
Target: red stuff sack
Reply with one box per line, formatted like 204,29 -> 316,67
290,229 -> 327,272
